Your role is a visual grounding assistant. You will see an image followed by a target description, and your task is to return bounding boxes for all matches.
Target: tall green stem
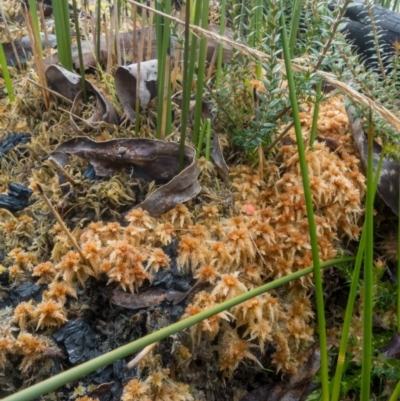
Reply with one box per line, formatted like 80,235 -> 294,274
0,43 -> 14,102
179,0 -> 191,171
279,3 -> 329,399
72,0 -> 87,103
216,0 -> 226,88
360,110 -> 375,401
289,0 -> 303,58
331,145 -> 384,401
2,257 -> 354,401
192,0 -> 210,145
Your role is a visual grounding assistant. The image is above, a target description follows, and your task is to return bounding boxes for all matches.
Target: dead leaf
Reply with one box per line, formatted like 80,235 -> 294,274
46,65 -> 120,132
347,106 -> 400,216
240,345 -> 320,401
112,287 -> 185,310
48,137 -> 201,215
210,133 -> 229,175
115,60 -> 158,122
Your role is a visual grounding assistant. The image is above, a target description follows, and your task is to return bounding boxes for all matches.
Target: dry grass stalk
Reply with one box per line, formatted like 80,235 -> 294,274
48,158 -> 80,186
26,78 -> 73,104
126,0 -> 400,131
131,3 -> 137,63
36,183 -> 90,268
22,5 -> 50,110
106,5 -> 115,73
38,2 -> 51,55
126,342 -> 158,370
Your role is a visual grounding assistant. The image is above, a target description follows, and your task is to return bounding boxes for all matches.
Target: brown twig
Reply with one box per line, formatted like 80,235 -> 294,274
22,4 -> 50,110
26,78 -> 73,104
263,121 -> 295,154
36,183 -> 89,266
48,157 -> 80,186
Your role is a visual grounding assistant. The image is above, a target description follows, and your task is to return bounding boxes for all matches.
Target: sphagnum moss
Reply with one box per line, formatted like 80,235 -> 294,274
0,93 -> 366,396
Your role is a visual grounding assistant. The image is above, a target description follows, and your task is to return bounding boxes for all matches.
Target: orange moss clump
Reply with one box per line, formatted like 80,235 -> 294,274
34,299 -> 68,329
14,332 -> 59,372
32,261 -> 56,284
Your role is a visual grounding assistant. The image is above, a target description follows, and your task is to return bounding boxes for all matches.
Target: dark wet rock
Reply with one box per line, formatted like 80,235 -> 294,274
0,132 -> 31,160
0,183 -> 34,212
170,305 -> 184,322
53,319 -> 98,365
10,281 -> 43,306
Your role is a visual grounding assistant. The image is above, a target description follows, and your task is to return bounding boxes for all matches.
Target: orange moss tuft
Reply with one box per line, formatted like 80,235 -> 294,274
34,299 -> 68,329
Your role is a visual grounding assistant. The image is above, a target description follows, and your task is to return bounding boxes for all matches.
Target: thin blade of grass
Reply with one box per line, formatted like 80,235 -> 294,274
279,2 -> 329,398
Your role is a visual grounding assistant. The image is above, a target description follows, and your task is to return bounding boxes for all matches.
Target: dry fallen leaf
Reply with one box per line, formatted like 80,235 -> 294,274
48,137 -> 201,215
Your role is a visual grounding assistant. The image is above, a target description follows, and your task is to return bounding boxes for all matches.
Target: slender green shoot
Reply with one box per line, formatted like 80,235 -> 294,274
156,0 -> 172,139
96,0 -> 102,64
279,2 -> 329,399
398,164 -> 400,332
179,0 -> 193,171
216,0 -> 226,88
309,81 -> 321,147
0,43 -> 14,102
289,0 -> 303,58
331,135 -> 384,401
205,118 -> 211,161
360,110 -> 375,401
197,119 -> 207,158
192,0 -> 210,145
2,256 -> 354,401
28,0 -> 43,58
72,0 -> 88,104
250,0 -> 263,79
180,0 -> 203,169
52,0 -> 73,70
389,380 -> 400,401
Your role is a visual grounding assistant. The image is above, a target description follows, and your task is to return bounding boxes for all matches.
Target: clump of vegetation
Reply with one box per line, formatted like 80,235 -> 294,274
1,0 -> 400,400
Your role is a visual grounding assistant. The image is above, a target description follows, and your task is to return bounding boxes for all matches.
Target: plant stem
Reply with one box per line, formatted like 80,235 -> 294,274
216,0 -> 226,88
2,256 -> 354,401
389,380 -> 400,401
192,0 -> 210,145
360,109 -> 375,401
72,0 -> 88,104
279,2 -> 329,399
331,143 -> 384,401
289,0 -> 303,58
0,43 -> 14,102
179,0 -> 192,171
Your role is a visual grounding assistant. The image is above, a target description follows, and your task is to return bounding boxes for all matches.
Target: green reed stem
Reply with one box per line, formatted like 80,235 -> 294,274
398,168 -> 400,332
250,0 -> 263,78
179,0 -> 191,171
53,0 -> 72,70
289,0 -> 303,58
180,0 -> 202,165
96,0 -> 101,63
360,110 -> 375,401
279,3 -> 329,399
2,256 -> 354,401
0,43 -> 14,102
28,0 -> 43,58
72,0 -> 87,103
156,0 -> 172,139
205,118 -> 211,161
192,0 -> 210,145
389,380 -> 400,401
331,133 -> 384,401
216,0 -> 226,88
